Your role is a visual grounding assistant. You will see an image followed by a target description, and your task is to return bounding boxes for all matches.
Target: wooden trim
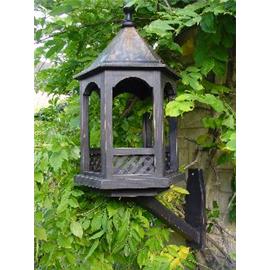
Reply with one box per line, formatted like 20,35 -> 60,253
153,71 -> 164,176
80,84 -> 90,172
113,148 -> 154,155
169,117 -> 178,172
143,112 -> 153,147
101,72 -> 113,178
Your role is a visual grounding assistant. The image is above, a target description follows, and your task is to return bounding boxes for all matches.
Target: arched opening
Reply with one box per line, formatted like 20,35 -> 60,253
112,77 -> 153,148
113,77 -> 152,100
84,82 -> 101,173
111,77 -> 155,175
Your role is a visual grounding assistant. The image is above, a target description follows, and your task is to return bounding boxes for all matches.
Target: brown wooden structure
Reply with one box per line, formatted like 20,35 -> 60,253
74,6 -> 184,196
74,6 -> 206,249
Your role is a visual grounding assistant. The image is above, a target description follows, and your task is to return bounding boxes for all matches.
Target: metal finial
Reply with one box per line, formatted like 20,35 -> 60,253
122,6 -> 135,27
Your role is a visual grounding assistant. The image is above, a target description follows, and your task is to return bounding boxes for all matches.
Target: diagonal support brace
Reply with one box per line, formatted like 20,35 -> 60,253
133,169 -> 206,249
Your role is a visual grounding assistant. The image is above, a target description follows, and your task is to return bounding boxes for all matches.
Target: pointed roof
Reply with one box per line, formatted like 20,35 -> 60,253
74,8 -> 178,80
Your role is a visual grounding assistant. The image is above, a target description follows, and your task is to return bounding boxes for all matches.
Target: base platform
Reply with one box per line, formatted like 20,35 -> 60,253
75,171 -> 185,197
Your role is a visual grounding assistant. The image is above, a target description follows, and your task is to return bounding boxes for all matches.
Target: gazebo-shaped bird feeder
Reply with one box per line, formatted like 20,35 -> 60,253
74,7 -> 206,249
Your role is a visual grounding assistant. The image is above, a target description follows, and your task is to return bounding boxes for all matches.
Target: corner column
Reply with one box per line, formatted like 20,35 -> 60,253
80,83 -> 90,172
101,72 -> 113,178
153,72 -> 164,176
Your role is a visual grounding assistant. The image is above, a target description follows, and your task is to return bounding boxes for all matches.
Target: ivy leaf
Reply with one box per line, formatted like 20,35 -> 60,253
185,66 -> 200,73
57,194 -> 70,214
196,134 -> 214,148
178,246 -> 190,260
200,13 -> 216,33
175,93 -> 194,102
46,39 -> 65,58
185,16 -> 201,27
202,117 -> 216,129
69,116 -> 80,128
71,189 -> 84,197
70,221 -> 83,238
165,101 -> 180,117
107,203 -> 118,218
197,94 -> 225,112
222,115 -> 235,129
147,20 -> 174,37
82,220 -> 91,230
213,59 -> 226,76
68,197 -> 79,208
137,248 -> 149,268
212,47 -> 228,62
89,230 -> 105,240
35,172 -> 44,184
35,29 -> 42,41
221,130 -> 234,142
170,185 -> 189,195
35,226 -> 47,241
203,80 -> 231,94
50,5 -> 73,16
91,213 -> 103,232
84,239 -> 99,262
189,78 -> 204,91
201,58 -> 215,75
57,235 -> 73,248
49,150 -> 68,171
166,100 -> 194,117
225,132 -> 236,151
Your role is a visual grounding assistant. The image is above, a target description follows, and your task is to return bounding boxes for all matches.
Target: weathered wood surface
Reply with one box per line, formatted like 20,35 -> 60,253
80,83 -> 90,172
113,155 -> 154,175
75,171 -> 185,190
134,196 -> 201,245
185,169 -> 206,249
113,148 -> 154,155
153,71 -> 165,177
143,112 -> 153,147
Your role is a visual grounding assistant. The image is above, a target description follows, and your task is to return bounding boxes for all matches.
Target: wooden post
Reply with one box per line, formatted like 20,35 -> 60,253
101,72 -> 113,178
142,112 -> 152,147
80,84 -> 90,172
153,72 -> 164,176
169,117 -> 178,172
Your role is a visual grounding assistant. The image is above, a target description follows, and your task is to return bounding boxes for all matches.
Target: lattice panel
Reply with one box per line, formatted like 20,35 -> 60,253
113,155 -> 154,175
89,149 -> 101,172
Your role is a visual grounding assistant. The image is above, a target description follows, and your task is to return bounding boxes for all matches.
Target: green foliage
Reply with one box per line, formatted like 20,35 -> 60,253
206,201 -> 220,233
155,1 -> 237,161
35,0 -> 236,268
34,95 -> 194,269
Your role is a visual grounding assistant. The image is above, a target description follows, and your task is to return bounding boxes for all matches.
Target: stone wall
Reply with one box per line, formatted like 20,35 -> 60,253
179,108 -> 234,226
178,108 -> 236,269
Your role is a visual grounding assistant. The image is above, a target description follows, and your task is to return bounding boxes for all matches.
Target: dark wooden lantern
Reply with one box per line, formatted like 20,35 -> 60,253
74,7 -> 206,249
74,7 -> 184,197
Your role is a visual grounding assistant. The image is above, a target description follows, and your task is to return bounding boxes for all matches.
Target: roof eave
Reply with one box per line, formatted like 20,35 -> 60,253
74,64 -> 179,81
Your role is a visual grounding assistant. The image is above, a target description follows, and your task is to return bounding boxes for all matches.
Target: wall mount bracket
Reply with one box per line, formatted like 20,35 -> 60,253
132,169 -> 206,249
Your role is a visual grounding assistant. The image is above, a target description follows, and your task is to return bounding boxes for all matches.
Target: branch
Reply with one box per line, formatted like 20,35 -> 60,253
213,222 -> 236,241
222,192 -> 236,222
206,234 -> 234,265
35,19 -> 122,44
121,97 -> 138,117
163,0 -> 172,9
201,248 -> 220,268
184,149 -> 201,170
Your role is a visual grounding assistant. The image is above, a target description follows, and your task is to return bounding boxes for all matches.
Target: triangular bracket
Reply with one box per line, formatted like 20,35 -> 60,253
132,169 -> 206,249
